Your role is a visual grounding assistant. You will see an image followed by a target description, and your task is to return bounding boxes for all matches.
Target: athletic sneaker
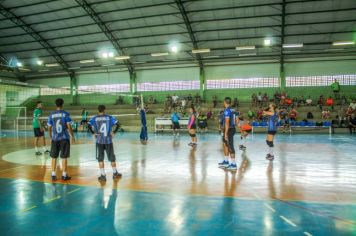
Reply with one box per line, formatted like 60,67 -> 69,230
218,160 -> 229,168
226,163 -> 237,171
61,175 -> 72,181
113,172 -> 122,179
35,151 -> 42,156
98,174 -> 107,182
239,145 -> 246,151
266,154 -> 275,161
51,175 -> 57,181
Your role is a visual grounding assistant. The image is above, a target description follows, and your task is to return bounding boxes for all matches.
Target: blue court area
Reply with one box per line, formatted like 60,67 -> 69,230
0,178 -> 355,236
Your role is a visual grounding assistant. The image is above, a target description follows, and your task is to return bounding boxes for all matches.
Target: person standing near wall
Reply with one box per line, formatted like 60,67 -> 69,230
331,79 -> 340,101
33,101 -> 49,155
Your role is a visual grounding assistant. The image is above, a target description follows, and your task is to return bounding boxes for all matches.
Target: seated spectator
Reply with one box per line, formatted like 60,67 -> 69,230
148,95 -> 154,105
212,96 -> 218,108
262,93 -> 268,106
350,99 -> 356,110
257,92 -> 263,106
247,108 -> 255,120
307,111 -> 314,119
340,95 -> 347,107
257,107 -> 264,121
317,95 -> 324,111
144,104 -> 154,114
289,107 -> 298,121
274,91 -> 281,104
195,93 -> 201,106
306,96 -> 313,106
251,93 -> 257,107
322,108 -> 330,120
197,112 -> 208,133
346,106 -> 354,119
187,94 -> 193,106
348,114 -> 356,134
285,98 -> 293,106
326,96 -> 334,111
292,97 -> 299,107
298,96 -> 305,106
207,109 -> 213,120
280,92 -> 286,105
233,97 -> 239,109
172,94 -> 179,107
117,96 -> 124,105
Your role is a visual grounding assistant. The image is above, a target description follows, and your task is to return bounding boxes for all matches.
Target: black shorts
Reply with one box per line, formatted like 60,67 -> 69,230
223,128 -> 236,154
96,143 -> 116,162
34,128 -> 44,137
198,122 -> 207,129
80,119 -> 88,125
189,124 -> 197,130
242,129 -> 252,134
173,122 -> 180,129
268,130 -> 277,135
50,139 -> 70,158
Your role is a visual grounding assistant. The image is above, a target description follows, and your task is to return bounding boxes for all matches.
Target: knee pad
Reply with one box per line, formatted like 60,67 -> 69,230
266,140 -> 274,147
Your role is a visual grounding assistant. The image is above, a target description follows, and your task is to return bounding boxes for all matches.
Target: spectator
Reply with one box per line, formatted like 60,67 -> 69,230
317,95 -> 324,111
306,96 -> 313,106
207,109 -> 213,120
279,108 -> 289,132
251,93 -> 257,107
350,99 -> 356,110
257,92 -> 263,106
212,95 -> 218,108
144,104 -> 154,114
233,97 -> 239,109
307,111 -> 314,119
330,79 -> 340,100
172,94 -> 179,107
285,97 -> 293,107
187,94 -> 193,106
148,95 -> 154,105
298,96 -> 305,106
289,107 -> 298,121
346,106 -> 354,119
247,108 -> 255,121
322,108 -> 330,120
274,91 -> 281,104
280,92 -> 286,105
117,96 -> 124,105
326,96 -> 334,111
257,107 -> 264,121
197,111 -> 208,133
181,98 -> 187,111
348,114 -> 356,134
194,93 -> 201,106
262,93 -> 269,106
340,95 -> 347,107
292,97 -> 299,107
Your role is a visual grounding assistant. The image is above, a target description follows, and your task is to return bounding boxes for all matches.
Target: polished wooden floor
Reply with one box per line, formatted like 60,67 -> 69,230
0,131 -> 355,235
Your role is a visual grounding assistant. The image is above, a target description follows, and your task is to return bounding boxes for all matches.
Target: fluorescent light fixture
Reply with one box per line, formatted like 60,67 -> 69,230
15,81 -> 28,85
101,64 -> 115,67
204,55 -> 220,58
16,62 -> 23,67
325,48 -> 345,52
108,52 -> 114,58
151,52 -> 169,57
115,56 -> 130,60
39,69 -> 50,72
332,41 -> 355,46
239,53 -> 257,57
192,48 -> 210,54
236,46 -> 256,50
133,61 -> 146,64
45,63 -> 59,67
36,60 -> 43,66
283,43 -> 303,48
18,68 -> 30,71
170,45 -> 178,53
68,67 -> 80,70
80,59 -> 95,64
101,52 -> 108,58
264,38 -> 272,46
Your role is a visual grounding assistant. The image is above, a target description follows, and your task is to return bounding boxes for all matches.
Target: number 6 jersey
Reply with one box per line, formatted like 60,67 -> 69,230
89,115 -> 118,144
47,110 -> 72,141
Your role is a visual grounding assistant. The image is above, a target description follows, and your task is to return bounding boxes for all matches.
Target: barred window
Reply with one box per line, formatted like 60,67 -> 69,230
77,84 -> 130,94
40,87 -> 70,95
137,81 -> 200,91
286,75 -> 356,87
206,77 -> 279,89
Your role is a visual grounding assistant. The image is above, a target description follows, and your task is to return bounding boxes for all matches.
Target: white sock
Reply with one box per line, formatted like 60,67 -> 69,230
269,147 -> 274,155
62,171 -> 67,177
112,167 -> 117,173
100,168 -> 106,176
224,156 -> 229,162
51,171 -> 55,176
231,159 -> 236,164
35,146 -> 39,152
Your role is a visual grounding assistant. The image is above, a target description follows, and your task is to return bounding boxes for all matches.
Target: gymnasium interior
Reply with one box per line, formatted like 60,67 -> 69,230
0,0 -> 355,235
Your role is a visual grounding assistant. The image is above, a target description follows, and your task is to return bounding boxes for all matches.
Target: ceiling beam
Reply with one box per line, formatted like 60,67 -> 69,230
174,0 -> 203,69
0,3 -> 70,73
75,0 -> 134,74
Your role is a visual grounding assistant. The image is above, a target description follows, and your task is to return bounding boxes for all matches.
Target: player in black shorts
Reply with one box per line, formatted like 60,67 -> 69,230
88,105 -> 122,182
187,105 -> 197,147
47,98 -> 75,181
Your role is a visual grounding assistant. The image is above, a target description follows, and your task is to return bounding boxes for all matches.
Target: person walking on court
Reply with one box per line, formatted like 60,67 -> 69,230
171,111 -> 180,137
47,98 -> 75,181
263,103 -> 278,161
187,105 -> 197,147
33,101 -> 49,155
88,105 -> 122,182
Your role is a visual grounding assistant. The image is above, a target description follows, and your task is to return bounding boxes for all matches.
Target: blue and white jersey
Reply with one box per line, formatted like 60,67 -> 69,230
171,113 -> 180,123
268,112 -> 278,131
89,115 -> 118,144
223,107 -> 236,128
47,110 -> 72,141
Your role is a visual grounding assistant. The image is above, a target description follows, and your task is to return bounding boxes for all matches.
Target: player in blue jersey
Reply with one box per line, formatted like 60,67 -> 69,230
263,103 -> 278,160
218,97 -> 237,171
88,105 -> 122,182
171,111 -> 180,137
47,98 -> 75,181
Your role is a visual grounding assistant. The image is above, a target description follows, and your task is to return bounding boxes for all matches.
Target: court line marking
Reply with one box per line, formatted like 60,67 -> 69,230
43,196 -> 61,204
0,166 -> 24,173
20,205 -> 37,213
304,232 -> 313,236
67,188 -> 80,195
280,215 -> 297,227
264,203 -> 276,212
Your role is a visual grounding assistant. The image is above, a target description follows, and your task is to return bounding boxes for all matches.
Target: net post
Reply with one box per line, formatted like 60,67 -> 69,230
140,94 -> 144,110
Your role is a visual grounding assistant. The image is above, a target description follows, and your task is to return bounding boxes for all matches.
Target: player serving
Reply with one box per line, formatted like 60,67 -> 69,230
88,105 -> 122,182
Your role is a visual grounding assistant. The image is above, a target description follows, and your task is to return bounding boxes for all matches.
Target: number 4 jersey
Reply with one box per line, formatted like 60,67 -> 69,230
47,110 -> 72,141
89,115 -> 118,144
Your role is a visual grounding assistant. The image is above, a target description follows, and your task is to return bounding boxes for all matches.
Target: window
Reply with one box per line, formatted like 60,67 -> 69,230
206,77 -> 279,89
286,75 -> 356,87
137,81 -> 200,91
77,84 -> 130,94
40,87 -> 70,95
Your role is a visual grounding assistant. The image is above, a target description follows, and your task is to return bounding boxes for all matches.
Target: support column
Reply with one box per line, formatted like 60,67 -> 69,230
199,68 -> 206,100
70,72 -> 78,105
130,72 -> 137,94
280,63 -> 286,90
